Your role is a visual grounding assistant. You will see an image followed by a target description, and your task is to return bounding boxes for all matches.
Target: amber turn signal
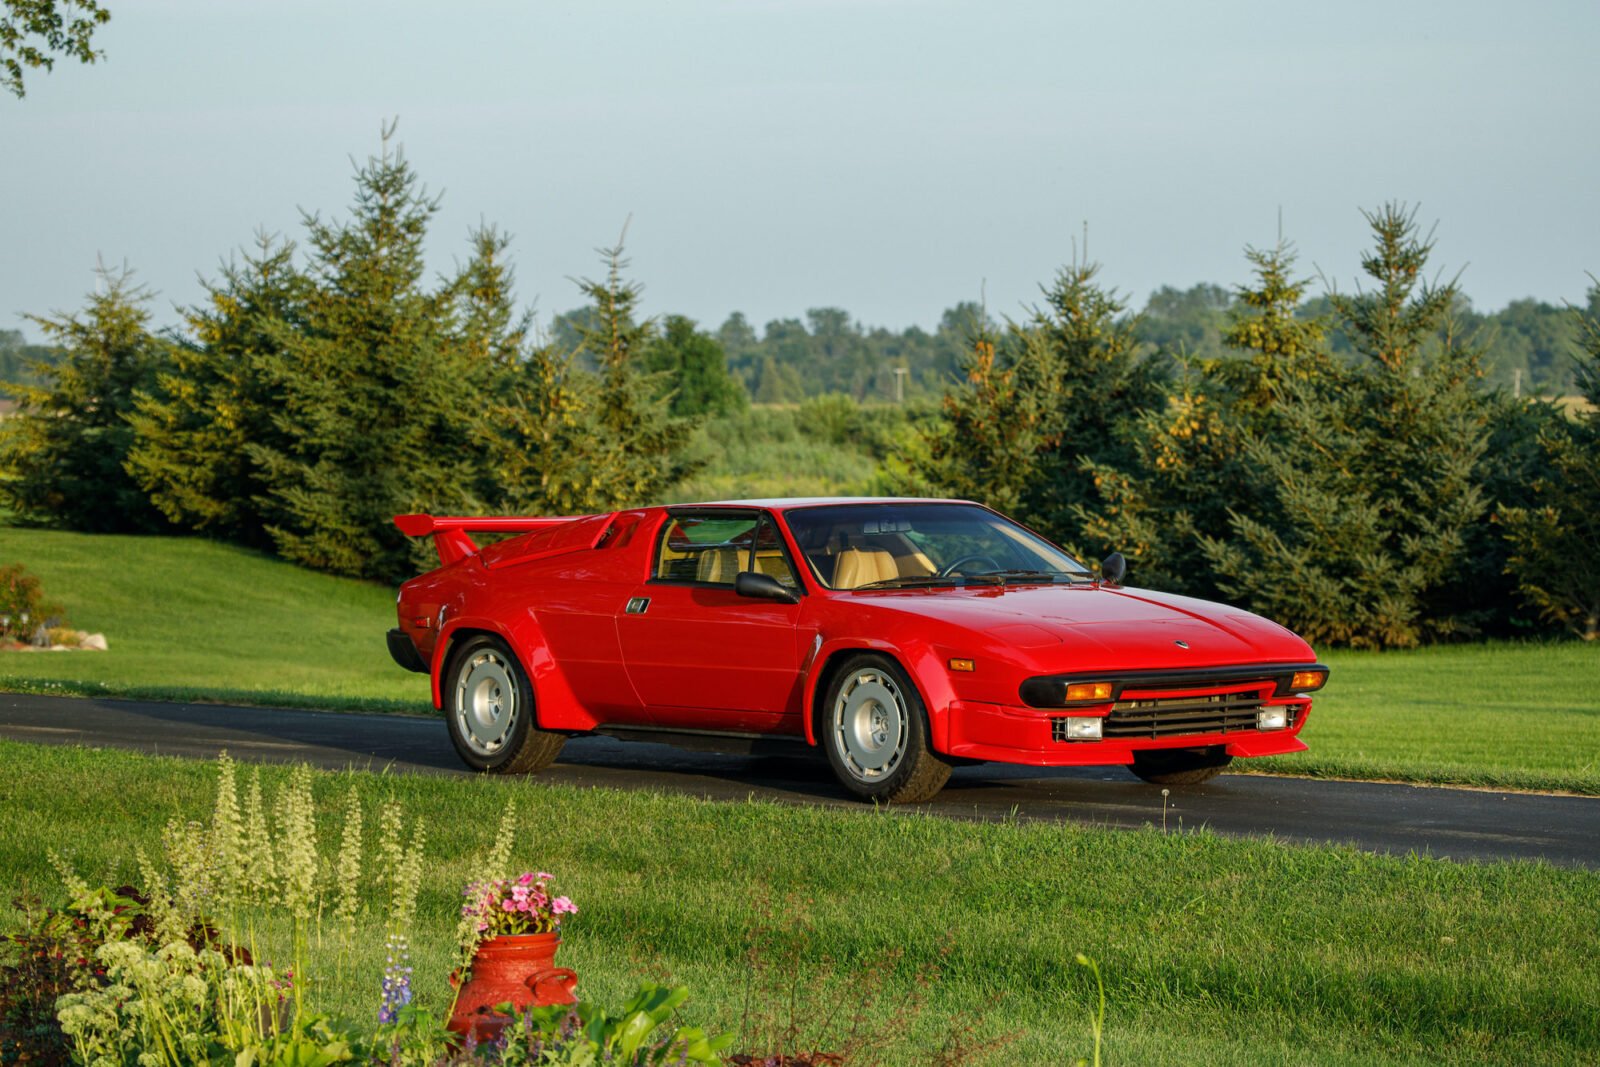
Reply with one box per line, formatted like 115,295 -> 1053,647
1290,669 -> 1329,692
1064,681 -> 1113,703
948,658 -> 976,672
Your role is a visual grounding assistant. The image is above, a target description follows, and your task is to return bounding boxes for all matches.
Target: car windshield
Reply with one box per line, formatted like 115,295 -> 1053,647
782,502 -> 1091,590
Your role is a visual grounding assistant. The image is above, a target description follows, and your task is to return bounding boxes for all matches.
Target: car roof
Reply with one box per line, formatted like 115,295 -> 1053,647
674,496 -> 978,512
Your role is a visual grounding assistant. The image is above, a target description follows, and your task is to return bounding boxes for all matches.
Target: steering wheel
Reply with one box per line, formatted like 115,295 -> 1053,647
936,554 -> 1002,578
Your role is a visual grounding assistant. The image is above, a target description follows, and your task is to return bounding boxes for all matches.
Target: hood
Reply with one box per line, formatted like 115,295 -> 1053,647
851,582 -> 1314,669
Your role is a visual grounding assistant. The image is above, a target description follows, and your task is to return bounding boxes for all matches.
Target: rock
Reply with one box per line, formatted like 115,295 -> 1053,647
30,625 -> 50,648
80,633 -> 108,651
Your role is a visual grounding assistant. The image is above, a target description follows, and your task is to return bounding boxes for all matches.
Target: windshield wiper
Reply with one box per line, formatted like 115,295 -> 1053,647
852,574 -> 1004,590
982,569 -> 1091,584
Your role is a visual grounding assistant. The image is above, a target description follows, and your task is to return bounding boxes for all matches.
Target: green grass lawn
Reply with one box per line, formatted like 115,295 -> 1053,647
1,525 -> 1596,793
1248,641 -> 1600,793
1,741 -> 1596,1066
0,526 -> 429,713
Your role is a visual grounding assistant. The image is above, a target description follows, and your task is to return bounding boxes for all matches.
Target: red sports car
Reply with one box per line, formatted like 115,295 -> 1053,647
388,498 -> 1326,803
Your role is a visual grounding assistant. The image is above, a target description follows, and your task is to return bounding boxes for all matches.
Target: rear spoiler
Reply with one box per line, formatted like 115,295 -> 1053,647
395,513 -> 594,567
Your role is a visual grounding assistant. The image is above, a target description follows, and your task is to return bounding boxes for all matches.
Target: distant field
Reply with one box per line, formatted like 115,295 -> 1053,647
1,525 -> 1595,793
666,404 -> 887,503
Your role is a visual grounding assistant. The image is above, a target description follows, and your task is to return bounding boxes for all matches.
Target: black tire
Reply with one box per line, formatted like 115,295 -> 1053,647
1127,747 -> 1232,786
820,653 -> 952,804
444,635 -> 565,774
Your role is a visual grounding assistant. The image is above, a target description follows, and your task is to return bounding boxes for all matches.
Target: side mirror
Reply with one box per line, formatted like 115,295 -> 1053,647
734,570 -> 800,604
1099,551 -> 1126,586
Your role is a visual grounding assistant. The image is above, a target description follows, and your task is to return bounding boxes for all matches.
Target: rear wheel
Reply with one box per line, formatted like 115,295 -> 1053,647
1127,747 -> 1232,786
821,653 -> 951,804
446,635 -> 564,774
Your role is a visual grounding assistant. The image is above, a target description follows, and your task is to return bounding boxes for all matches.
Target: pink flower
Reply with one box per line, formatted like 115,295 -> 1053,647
517,872 -> 535,886
501,899 -> 516,912
552,896 -> 576,915
536,872 -> 553,881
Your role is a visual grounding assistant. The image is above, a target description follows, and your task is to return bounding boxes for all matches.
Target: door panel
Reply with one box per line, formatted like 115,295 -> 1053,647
617,583 -> 806,730
617,508 -> 808,731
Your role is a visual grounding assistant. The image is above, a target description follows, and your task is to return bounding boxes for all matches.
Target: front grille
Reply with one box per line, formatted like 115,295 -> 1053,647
1052,689 -> 1293,741
1107,691 -> 1270,738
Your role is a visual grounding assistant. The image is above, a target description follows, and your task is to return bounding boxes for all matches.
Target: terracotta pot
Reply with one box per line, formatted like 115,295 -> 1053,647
448,932 -> 578,1042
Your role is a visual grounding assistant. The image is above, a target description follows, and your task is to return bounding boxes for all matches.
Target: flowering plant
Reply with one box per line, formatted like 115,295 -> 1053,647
459,872 -> 576,947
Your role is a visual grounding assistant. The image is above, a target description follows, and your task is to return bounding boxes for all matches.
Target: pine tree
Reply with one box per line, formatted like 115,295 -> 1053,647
1498,283 -> 1600,640
126,233 -> 304,547
567,242 -> 699,506
912,256 -> 1166,555
1217,240 -> 1330,421
0,263 -> 172,531
1074,242 -> 1329,594
479,242 -> 699,517
248,124 -> 505,580
1200,204 -> 1491,647
911,325 -> 1054,519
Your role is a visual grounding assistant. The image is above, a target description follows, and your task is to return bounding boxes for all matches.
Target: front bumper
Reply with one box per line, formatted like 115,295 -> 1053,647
942,692 -> 1312,767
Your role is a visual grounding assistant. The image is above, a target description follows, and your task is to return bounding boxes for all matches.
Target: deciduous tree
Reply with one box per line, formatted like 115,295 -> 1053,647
1,0 -> 109,98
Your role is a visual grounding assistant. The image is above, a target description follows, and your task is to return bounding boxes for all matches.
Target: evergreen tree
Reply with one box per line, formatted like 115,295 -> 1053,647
479,240 -> 703,516
126,233 -> 304,547
477,340 -> 607,516
0,264 -> 171,532
567,243 -> 699,505
1076,241 -> 1330,595
246,126 -> 505,580
1021,260 -> 1168,549
1217,241 -> 1331,421
1498,284 -> 1600,640
911,258 -> 1167,555
1200,204 -> 1491,647
910,326 -> 1054,518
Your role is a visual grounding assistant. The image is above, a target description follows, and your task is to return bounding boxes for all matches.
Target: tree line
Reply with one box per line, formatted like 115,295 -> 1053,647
904,206 -> 1599,646
2,131 -> 1595,646
0,127 -> 706,581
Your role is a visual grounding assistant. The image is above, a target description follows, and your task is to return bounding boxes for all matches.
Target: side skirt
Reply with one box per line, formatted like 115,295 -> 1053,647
593,724 -> 816,758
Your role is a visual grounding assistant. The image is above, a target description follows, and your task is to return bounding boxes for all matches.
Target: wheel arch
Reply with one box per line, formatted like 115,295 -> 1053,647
431,616 -> 594,731
803,638 -> 958,753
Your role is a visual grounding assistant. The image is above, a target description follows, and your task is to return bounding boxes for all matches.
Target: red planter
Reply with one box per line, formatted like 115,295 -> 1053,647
448,932 -> 578,1043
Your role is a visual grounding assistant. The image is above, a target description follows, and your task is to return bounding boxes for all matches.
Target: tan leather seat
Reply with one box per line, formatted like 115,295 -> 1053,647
696,547 -> 741,583
832,547 -> 898,589
753,551 -> 793,582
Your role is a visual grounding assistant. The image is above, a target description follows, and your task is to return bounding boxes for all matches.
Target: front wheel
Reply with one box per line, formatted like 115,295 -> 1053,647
1127,747 -> 1232,786
445,635 -> 565,774
821,653 -> 951,804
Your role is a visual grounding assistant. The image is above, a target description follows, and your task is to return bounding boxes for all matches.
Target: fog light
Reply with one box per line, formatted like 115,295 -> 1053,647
1064,681 -> 1113,703
1257,708 -> 1289,731
1061,716 -> 1104,740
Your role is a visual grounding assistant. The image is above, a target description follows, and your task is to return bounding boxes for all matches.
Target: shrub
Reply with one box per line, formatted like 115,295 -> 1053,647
0,562 -> 65,640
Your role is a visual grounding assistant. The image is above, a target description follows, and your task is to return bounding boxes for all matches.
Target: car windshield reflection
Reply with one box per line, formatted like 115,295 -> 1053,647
781,502 -> 1091,590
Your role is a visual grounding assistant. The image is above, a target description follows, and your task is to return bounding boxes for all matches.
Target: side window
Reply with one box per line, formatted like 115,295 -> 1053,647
654,513 -> 760,585
751,516 -> 799,589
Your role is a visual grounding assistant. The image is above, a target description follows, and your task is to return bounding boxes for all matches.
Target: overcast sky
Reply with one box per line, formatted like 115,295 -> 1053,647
4,0 -> 1597,339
